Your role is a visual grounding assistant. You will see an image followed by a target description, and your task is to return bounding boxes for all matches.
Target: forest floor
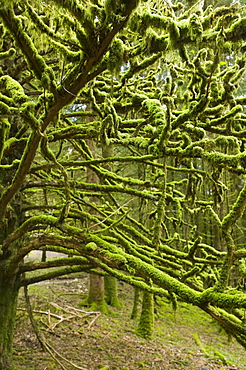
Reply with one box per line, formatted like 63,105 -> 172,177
14,273 -> 246,370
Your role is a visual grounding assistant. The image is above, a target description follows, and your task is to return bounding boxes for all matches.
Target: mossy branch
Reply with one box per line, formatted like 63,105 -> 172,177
0,8 -> 57,95
22,180 -> 159,200
2,215 -> 58,251
20,265 -> 93,287
221,178 -> 246,232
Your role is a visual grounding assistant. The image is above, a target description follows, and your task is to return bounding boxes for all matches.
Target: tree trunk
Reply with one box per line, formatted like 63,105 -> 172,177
135,290 -> 154,340
88,273 -> 107,313
0,271 -> 19,370
85,138 -> 108,312
131,286 -> 140,320
101,143 -> 121,308
104,275 -> 121,308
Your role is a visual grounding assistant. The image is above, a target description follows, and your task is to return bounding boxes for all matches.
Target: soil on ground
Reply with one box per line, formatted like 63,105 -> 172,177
14,274 -> 246,370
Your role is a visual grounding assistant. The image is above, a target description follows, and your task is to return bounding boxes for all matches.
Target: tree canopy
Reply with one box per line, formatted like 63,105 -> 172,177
1,0 -> 246,367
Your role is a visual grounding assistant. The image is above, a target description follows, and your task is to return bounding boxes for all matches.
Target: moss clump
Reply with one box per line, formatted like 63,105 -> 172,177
107,38 -> 124,75
0,101 -> 10,114
90,300 -> 108,314
0,118 -> 10,161
0,47 -> 15,60
189,14 -> 203,43
0,75 -> 27,104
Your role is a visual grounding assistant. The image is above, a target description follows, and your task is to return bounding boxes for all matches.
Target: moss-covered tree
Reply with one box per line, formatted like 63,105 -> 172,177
2,0 -> 246,368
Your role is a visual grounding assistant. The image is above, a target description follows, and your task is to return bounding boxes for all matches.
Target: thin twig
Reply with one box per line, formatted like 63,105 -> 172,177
49,315 -> 77,330
87,313 -> 101,329
23,286 -> 46,351
49,302 -> 83,318
65,305 -> 100,315
45,341 -> 88,370
23,287 -> 88,370
18,307 -> 63,319
88,198 -> 133,230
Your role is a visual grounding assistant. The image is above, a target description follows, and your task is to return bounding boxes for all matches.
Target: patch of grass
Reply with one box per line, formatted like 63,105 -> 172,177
14,279 -> 246,370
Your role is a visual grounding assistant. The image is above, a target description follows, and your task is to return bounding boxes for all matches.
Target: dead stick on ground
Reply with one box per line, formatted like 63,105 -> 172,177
49,315 -> 77,330
23,286 -> 46,351
87,313 -> 101,329
66,305 -> 101,317
45,341 -> 88,370
49,302 -> 84,318
18,307 -> 64,320
50,302 -> 101,322
24,286 -> 88,370
49,302 -> 101,328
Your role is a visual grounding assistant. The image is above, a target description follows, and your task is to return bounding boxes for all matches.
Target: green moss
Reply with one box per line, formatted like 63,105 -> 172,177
85,242 -> 98,252
49,0 -> 94,35
203,152 -> 240,169
135,290 -> 154,340
200,286 -> 246,309
210,105 -> 242,126
152,189 -> 166,249
238,259 -> 246,277
0,47 -> 15,59
0,75 -> 27,104
104,0 -> 119,22
0,275 -> 19,370
107,38 -> 124,75
189,14 -> 203,43
0,118 -> 10,161
222,181 -> 246,232
90,300 -> 108,314
104,276 -> 121,308
226,17 -> 246,42
2,215 -> 58,252
100,115 -> 113,146
131,287 -> 140,320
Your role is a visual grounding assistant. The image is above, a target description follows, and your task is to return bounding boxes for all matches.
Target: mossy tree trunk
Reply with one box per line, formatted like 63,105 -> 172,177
135,290 -> 154,340
0,196 -> 22,369
104,275 -> 121,308
88,272 -> 108,313
131,286 -> 140,320
101,143 -> 121,308
135,158 -> 156,336
86,138 -> 107,312
0,270 -> 19,370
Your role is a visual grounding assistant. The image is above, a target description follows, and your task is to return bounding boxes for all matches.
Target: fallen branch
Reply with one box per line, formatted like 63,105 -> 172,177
18,307 -> 77,330
49,302 -> 101,327
49,315 -> 77,331
87,313 -> 101,329
18,307 -> 64,320
45,341 -> 88,370
23,286 -> 88,370
65,304 -> 100,315
49,301 -> 84,318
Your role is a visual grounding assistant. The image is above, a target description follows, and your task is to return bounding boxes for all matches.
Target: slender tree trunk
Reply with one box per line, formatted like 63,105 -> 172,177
135,290 -> 154,340
86,139 -> 107,313
88,273 -> 107,313
136,158 -> 155,337
131,287 -> 140,320
0,270 -> 19,370
101,143 -> 121,308
104,275 -> 121,308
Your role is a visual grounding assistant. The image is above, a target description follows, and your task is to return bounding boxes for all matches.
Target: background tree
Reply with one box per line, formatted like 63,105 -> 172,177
2,1 -> 246,369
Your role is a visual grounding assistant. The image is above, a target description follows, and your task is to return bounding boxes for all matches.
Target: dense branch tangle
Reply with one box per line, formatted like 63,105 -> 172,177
1,1 -> 246,363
